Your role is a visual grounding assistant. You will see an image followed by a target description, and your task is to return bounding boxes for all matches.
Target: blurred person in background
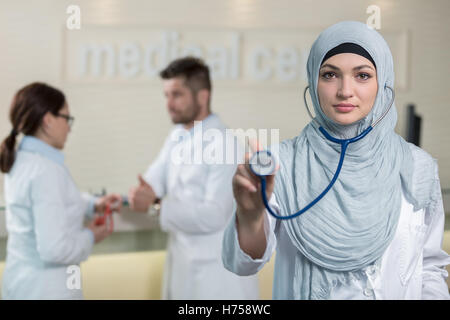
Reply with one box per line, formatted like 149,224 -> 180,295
128,57 -> 259,299
0,82 -> 121,299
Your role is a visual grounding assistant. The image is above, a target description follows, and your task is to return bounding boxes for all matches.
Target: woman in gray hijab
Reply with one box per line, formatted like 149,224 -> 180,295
222,21 -> 450,299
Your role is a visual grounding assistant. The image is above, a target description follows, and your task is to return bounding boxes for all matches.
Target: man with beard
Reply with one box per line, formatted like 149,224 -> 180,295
128,57 -> 259,300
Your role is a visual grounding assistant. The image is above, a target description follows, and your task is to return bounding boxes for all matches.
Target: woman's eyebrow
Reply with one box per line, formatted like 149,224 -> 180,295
353,65 -> 375,71
320,64 -> 375,71
320,64 -> 339,70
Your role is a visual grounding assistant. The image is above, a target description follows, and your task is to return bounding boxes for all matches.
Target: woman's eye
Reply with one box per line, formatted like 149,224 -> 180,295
321,72 -> 336,79
357,73 -> 372,80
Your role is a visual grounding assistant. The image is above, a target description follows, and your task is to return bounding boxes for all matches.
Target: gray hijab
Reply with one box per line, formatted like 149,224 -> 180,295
272,21 -> 437,299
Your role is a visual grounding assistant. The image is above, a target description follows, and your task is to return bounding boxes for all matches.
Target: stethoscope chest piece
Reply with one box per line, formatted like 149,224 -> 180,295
249,150 -> 278,176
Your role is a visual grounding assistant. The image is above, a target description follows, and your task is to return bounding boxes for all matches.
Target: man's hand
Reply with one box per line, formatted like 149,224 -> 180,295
128,174 -> 157,213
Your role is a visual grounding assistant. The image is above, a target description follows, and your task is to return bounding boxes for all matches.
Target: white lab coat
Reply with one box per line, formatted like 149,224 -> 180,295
2,136 -> 96,300
223,183 -> 450,299
144,114 -> 259,299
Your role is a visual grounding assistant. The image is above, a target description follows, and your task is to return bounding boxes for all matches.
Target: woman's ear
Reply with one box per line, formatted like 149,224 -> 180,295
41,111 -> 53,131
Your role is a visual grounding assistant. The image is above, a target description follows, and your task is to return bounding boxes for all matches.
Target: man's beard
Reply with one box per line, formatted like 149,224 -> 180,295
171,101 -> 201,125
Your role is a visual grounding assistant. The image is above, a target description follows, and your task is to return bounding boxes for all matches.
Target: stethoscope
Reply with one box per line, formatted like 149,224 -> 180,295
249,85 -> 395,220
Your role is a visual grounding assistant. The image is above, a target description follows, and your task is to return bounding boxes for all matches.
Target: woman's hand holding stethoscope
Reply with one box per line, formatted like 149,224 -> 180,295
232,139 -> 279,228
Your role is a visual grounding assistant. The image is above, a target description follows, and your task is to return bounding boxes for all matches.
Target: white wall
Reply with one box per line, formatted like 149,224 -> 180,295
0,0 -> 449,213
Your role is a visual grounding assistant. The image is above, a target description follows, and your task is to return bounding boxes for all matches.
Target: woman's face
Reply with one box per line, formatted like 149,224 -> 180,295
45,103 -> 72,149
317,53 -> 378,125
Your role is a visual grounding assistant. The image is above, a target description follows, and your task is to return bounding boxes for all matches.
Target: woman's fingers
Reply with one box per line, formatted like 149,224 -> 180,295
234,173 -> 257,193
247,138 -> 263,154
237,163 -> 260,185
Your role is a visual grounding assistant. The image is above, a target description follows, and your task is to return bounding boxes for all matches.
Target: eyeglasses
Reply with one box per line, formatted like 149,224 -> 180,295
56,113 -> 75,127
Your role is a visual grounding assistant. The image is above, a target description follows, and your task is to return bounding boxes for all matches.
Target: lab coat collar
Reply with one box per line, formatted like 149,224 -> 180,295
186,113 -> 222,134
19,136 -> 65,165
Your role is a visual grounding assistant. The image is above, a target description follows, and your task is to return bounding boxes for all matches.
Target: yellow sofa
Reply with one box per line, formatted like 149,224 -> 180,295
79,250 -> 276,300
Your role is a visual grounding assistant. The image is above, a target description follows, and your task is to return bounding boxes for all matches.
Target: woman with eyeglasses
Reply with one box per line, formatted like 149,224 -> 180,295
0,82 -> 121,299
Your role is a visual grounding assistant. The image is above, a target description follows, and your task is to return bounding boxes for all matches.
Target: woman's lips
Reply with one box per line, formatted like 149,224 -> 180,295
333,103 -> 356,113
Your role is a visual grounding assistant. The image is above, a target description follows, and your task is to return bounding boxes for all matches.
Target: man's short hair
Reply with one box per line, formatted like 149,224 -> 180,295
159,56 -> 211,93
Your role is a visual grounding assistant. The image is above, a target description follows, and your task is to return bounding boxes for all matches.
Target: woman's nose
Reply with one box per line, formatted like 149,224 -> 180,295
337,77 -> 354,99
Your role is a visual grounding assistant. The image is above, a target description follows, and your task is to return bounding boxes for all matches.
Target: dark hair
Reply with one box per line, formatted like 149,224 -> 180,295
160,56 -> 212,94
0,82 -> 66,173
